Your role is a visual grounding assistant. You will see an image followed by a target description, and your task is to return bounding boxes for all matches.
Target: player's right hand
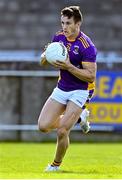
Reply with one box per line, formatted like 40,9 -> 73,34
40,51 -> 47,65
40,43 -> 51,65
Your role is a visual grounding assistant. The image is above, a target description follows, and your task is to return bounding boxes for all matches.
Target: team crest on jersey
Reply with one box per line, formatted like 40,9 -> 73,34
73,45 -> 79,54
66,43 -> 71,52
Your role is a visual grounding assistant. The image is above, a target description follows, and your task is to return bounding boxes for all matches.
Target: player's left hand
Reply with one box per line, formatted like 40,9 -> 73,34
52,56 -> 72,70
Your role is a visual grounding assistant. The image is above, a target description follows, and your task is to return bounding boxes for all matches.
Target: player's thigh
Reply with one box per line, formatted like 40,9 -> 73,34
38,97 -> 65,128
58,100 -> 82,131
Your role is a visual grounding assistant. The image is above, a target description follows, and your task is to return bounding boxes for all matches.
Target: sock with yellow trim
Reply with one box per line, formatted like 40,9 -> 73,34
51,160 -> 62,167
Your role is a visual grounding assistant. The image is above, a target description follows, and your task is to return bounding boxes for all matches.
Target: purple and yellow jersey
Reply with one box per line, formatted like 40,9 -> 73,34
52,30 -> 97,91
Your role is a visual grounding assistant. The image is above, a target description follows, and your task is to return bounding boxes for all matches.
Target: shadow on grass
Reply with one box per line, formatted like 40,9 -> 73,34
43,170 -> 82,174
60,170 -> 82,174
59,169 -> 103,174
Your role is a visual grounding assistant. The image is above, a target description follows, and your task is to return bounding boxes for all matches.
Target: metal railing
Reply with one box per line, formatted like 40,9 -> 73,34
0,124 -> 114,132
0,50 -> 122,63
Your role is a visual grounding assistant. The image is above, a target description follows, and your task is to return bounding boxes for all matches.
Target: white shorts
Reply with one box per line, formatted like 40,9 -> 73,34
50,87 -> 90,108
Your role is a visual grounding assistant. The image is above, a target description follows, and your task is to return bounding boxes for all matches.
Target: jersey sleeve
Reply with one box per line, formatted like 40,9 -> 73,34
82,45 -> 97,63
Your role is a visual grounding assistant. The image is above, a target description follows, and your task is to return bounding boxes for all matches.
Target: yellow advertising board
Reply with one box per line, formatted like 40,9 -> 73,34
89,103 -> 122,123
90,71 -> 122,130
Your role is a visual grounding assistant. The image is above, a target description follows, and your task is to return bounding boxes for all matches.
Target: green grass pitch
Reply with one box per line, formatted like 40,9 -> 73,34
0,142 -> 122,179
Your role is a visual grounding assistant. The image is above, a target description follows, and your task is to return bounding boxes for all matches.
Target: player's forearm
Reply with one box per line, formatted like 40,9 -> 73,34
68,64 -> 96,83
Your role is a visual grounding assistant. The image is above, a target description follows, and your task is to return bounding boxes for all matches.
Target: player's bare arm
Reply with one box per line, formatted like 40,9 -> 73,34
53,57 -> 97,83
68,61 -> 97,83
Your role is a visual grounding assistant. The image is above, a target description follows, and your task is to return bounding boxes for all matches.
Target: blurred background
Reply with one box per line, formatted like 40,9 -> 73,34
0,0 -> 122,142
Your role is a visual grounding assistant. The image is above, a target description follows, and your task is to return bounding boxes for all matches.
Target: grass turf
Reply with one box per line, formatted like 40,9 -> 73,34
0,142 -> 122,179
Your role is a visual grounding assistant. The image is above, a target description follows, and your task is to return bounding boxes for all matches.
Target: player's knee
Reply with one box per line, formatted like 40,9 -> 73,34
57,127 -> 68,139
38,121 -> 49,133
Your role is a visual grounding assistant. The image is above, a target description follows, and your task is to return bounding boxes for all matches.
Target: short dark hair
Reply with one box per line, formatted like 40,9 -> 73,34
61,6 -> 83,23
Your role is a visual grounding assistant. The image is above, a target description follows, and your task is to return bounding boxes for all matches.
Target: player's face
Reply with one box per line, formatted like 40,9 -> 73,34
61,16 -> 80,39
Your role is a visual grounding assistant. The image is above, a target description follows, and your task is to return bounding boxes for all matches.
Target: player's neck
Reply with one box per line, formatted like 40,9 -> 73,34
67,30 -> 80,42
